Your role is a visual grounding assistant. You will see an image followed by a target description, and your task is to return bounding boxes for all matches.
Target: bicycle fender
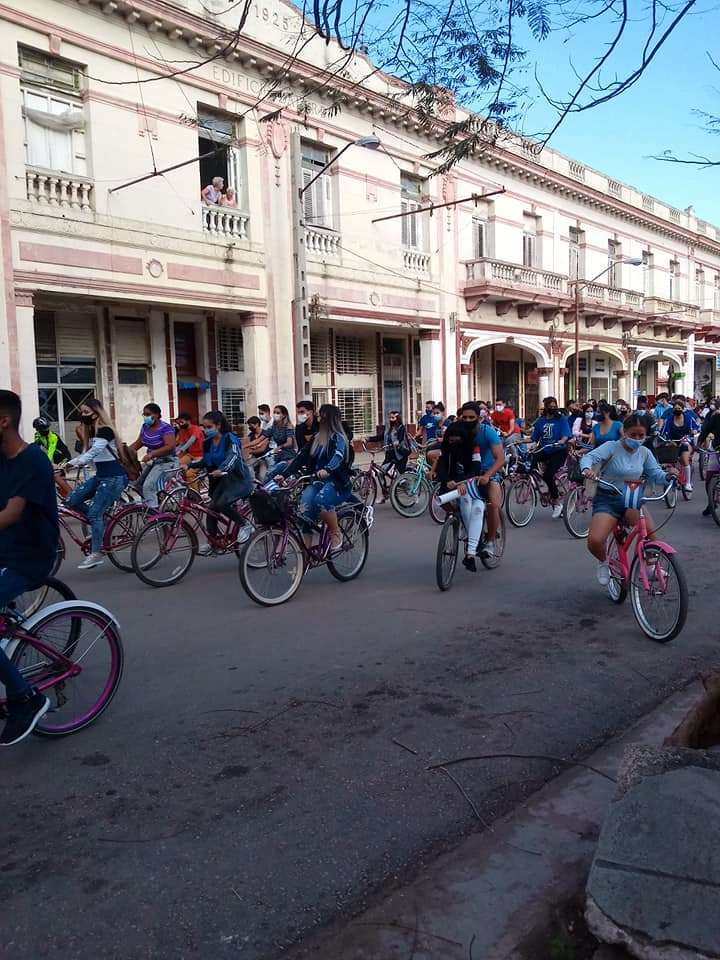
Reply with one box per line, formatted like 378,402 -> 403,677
21,600 -> 122,635
644,540 -> 676,555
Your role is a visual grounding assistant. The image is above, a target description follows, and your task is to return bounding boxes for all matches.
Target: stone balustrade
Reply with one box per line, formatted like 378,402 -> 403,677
25,168 -> 93,210
202,204 -> 249,240
402,248 -> 431,274
305,225 -> 340,257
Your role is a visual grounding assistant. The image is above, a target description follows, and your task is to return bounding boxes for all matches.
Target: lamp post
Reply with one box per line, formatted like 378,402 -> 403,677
291,135 -> 381,401
571,258 -> 643,399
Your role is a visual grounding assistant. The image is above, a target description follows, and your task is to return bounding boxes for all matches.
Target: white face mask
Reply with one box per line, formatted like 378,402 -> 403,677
479,409 -> 488,419
273,413 -> 282,422
297,413 -> 308,424
495,404 -> 504,412
260,415 -> 269,424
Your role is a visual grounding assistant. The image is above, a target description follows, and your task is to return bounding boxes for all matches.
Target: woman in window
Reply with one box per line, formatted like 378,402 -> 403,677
128,403 -> 178,509
220,187 -> 237,208
263,405 -> 296,468
65,399 -> 129,570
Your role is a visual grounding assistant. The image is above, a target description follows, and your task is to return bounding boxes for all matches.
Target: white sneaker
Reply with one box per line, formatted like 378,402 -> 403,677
551,504 -> 563,519
197,544 -> 213,556
235,525 -> 252,545
78,555 -> 104,570
481,541 -> 495,558
684,483 -> 693,492
596,561 -> 610,586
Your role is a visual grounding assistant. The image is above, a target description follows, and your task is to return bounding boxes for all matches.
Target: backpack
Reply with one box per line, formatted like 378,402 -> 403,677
118,443 -> 141,481
341,420 -> 355,467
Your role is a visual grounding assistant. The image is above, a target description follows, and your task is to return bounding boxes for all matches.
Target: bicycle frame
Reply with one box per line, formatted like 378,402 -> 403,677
0,618 -> 81,705
151,492 -> 249,553
605,480 -> 677,593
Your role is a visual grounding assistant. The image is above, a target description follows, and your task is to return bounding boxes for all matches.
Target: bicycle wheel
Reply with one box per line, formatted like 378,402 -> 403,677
353,469 -> 377,507
505,479 -> 537,527
664,483 -> 677,510
563,486 -> 592,539
131,518 -> 197,587
390,473 -> 431,518
429,482 -> 446,524
606,535 -> 628,604
698,450 -> 706,482
435,514 -> 460,590
51,535 -> 65,577
104,504 -> 147,572
238,527 -> 305,606
481,511 -> 505,570
709,475 -> 720,528
11,577 -> 76,621
327,509 -> 369,582
11,603 -> 124,736
630,547 -> 688,642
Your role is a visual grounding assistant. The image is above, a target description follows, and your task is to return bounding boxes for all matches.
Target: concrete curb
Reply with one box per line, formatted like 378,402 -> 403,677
290,682 -> 704,960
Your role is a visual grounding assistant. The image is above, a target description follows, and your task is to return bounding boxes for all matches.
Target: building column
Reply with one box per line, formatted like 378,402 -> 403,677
242,315 -> 273,411
419,330 -> 443,406
684,334 -> 696,398
615,370 -> 630,403
459,363 -> 472,404
15,290 -> 39,436
537,367 -> 553,403
148,309 -> 172,419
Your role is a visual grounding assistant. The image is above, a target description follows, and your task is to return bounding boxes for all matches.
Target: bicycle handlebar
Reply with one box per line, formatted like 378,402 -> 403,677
595,476 -> 677,501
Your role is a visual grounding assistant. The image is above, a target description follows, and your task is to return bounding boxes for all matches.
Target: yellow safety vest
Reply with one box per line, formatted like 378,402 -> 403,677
36,430 -> 59,461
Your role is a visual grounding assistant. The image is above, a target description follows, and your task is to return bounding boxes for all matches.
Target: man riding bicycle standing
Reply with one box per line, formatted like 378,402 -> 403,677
528,397 -> 571,519
0,390 -> 57,745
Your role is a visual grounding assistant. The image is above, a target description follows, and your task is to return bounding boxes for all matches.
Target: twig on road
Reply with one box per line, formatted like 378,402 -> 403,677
407,907 -> 420,960
352,921 -> 462,947
200,708 -> 260,714
434,765 -> 489,827
213,697 -> 343,739
426,753 -> 616,783
392,738 -> 419,755
469,933 -> 476,960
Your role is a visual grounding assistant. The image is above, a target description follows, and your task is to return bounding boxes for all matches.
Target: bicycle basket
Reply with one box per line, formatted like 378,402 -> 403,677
655,443 -> 680,465
566,455 -> 583,483
249,489 -> 292,526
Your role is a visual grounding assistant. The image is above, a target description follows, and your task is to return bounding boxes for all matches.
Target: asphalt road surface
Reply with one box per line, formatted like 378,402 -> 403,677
3,493 -> 718,959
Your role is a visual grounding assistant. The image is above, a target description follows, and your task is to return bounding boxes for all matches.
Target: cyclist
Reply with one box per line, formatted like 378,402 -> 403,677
0,390 -> 57,745
276,404 -> 352,553
435,421 -> 490,572
128,403 -> 178,510
453,401 -> 504,557
699,404 -> 720,516
490,398 -> 518,439
263,405 -> 296,470
175,412 -> 205,490
580,414 -> 676,586
380,411 -> 410,477
657,399 -> 698,493
573,404 -> 595,445
33,416 -> 72,497
417,400 -> 440,446
295,400 -> 320,451
65,399 -> 129,570
188,410 -> 254,552
528,397 -> 571,519
590,401 -> 623,448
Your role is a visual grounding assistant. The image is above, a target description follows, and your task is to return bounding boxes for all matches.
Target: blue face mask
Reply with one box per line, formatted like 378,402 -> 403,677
143,415 -> 154,427
625,437 -> 643,450
203,427 -> 218,439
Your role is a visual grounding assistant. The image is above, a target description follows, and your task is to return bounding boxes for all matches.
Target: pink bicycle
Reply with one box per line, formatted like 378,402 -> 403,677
601,478 -> 688,642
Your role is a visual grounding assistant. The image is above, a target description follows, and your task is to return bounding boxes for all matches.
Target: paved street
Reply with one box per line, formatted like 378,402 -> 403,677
3,495 -> 718,960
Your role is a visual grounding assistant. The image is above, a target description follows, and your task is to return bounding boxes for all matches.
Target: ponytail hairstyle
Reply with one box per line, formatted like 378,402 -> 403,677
203,410 -> 232,434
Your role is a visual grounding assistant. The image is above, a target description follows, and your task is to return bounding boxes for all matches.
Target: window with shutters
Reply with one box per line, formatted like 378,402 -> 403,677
695,268 -> 705,306
472,216 -> 487,259
522,214 -> 539,268
335,335 -> 374,375
217,325 -> 245,372
608,240 -> 621,289
20,47 -> 86,175
401,174 -> 423,250
642,251 -> 653,297
197,107 -> 243,206
337,388 -> 375,436
669,260 -> 680,301
221,388 -> 246,433
310,332 -> 330,374
114,318 -> 150,385
34,310 -> 97,439
569,227 -> 584,280
302,142 -> 334,229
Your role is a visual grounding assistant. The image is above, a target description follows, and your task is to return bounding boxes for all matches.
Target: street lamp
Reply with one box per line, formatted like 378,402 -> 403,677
571,258 -> 643,399
291,134 -> 382,401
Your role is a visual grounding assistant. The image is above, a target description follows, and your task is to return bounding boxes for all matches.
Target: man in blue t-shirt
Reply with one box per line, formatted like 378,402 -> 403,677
530,396 -> 571,519
0,390 -> 58,746
460,401 -> 505,557
418,400 -> 440,444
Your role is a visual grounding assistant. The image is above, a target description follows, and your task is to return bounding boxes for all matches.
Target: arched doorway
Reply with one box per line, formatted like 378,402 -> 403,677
635,351 -> 685,400
461,336 -> 551,418
565,348 -> 625,402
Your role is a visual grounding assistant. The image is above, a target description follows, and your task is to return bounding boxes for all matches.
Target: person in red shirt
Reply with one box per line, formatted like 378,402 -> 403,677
490,398 -> 517,438
175,412 -> 205,490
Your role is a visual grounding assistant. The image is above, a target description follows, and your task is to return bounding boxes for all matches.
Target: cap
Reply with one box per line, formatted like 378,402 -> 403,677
33,416 -> 51,430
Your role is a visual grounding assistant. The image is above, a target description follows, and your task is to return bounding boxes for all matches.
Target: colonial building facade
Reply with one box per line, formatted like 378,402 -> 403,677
1,0 -> 719,441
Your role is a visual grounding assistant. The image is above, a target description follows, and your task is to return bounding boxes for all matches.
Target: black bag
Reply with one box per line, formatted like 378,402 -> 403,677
74,439 -> 83,454
566,454 -> 583,483
655,443 -> 680,465
249,489 -> 292,526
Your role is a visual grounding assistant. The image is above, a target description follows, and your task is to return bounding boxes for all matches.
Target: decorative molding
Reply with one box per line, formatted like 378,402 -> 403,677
14,289 -> 34,308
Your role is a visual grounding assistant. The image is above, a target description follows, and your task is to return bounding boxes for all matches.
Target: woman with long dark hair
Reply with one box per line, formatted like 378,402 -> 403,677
188,410 -> 254,552
263,403 -> 296,468
279,403 -> 352,552
381,411 -> 410,476
590,401 -> 623,447
128,402 -> 178,509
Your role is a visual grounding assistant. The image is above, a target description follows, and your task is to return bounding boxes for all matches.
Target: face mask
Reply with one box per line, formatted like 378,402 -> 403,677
260,415 -> 269,424
434,414 -> 442,422
479,409 -> 487,419
710,405 -> 716,411
273,413 -> 282,422
625,437 -> 643,450
143,415 -> 154,427
203,427 -> 218,439
584,414 -> 593,421
81,414 -> 95,425
545,406 -> 557,415
495,404 -> 504,412
297,414 -> 308,424
674,408 -> 684,415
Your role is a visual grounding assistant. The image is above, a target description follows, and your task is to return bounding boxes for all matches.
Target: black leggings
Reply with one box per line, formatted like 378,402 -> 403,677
382,451 -> 408,474
207,476 -> 245,538
532,449 -> 567,501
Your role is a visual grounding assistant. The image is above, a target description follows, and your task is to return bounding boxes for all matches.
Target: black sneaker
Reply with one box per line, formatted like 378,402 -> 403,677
702,507 -> 712,517
0,689 -> 50,746
462,555 -> 477,572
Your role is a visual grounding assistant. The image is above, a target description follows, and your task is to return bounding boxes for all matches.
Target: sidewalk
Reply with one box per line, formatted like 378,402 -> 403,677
289,683 -> 703,960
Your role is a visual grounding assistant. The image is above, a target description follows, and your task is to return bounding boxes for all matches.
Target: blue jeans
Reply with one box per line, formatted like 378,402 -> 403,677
67,473 -> 128,553
297,480 -> 351,533
0,568 -> 32,696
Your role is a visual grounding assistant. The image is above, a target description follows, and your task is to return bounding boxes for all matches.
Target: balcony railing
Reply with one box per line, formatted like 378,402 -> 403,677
202,204 -> 249,240
465,258 -> 565,292
643,296 -> 699,321
402,248 -> 431,274
305,225 -> 340,257
25,168 -> 93,210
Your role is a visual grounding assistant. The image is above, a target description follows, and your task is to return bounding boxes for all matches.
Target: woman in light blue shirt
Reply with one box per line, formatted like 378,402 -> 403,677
590,401 -> 623,448
580,415 -> 676,587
